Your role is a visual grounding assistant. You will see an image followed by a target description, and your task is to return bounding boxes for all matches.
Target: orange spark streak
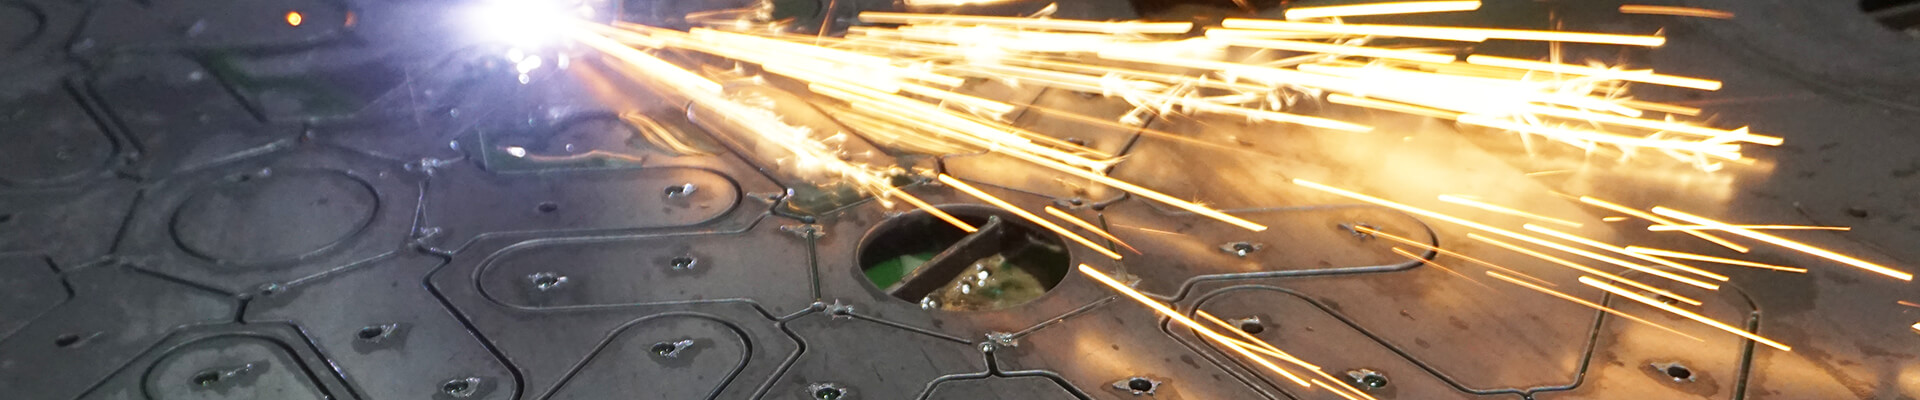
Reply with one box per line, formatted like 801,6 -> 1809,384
1205,36 -> 1458,64
1351,225 -> 1558,286
1289,179 -> 1718,291
1222,19 -> 1667,47
1616,99 -> 1703,116
1456,115 -> 1742,155
1516,105 -> 1780,146
815,83 -> 1268,232
1648,224 -> 1851,232
1392,247 -> 1490,288
1438,195 -> 1583,228
1112,224 -> 1183,236
1079,265 -> 1314,387
1469,233 -> 1704,306
1466,55 -> 1721,91
1327,94 -> 1464,119
1196,311 -> 1315,369
884,187 -> 976,233
939,175 -> 1123,260
1484,271 -> 1704,341
1652,207 -> 1913,281
1522,224 -> 1731,282
1619,5 -> 1734,19
1284,0 -> 1482,20
858,12 -> 1194,34
1205,312 -> 1380,400
1623,246 -> 1808,273
1898,300 -> 1920,309
1602,217 -> 1629,222
1580,277 -> 1792,351
1312,379 -> 1367,400
1012,101 -> 1282,159
1576,196 -> 1749,253
1044,206 -> 1142,254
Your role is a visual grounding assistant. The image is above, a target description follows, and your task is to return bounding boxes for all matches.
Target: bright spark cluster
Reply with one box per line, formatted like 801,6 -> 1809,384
549,2 -> 1920,395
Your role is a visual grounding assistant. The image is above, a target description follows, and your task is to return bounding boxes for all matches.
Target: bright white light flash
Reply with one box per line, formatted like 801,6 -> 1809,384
465,0 -> 587,48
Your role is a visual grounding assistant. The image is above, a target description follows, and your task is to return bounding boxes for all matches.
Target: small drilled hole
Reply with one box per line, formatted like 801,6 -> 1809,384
442,379 -> 471,395
664,183 -> 696,197
669,256 -> 696,270
536,202 -> 559,213
54,334 -> 80,347
529,272 -> 566,290
1126,378 -> 1154,392
192,371 -> 220,387
1237,320 -> 1265,335
357,326 -> 385,339
1665,365 -> 1692,380
812,387 -> 844,400
651,342 -> 676,355
1361,374 -> 1388,388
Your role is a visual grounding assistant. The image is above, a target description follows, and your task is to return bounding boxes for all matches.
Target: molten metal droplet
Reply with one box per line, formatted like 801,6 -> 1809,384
285,11 -> 303,27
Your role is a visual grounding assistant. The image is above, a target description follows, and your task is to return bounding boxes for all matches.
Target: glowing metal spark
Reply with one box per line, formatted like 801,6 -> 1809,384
1290,179 -> 1717,291
1195,311 -> 1315,369
883,186 -> 977,233
1112,224 -> 1182,236
1466,55 -> 1721,91
1200,311 -> 1376,400
1469,233 -> 1704,306
816,84 -> 1267,231
1577,196 -> 1749,253
1484,271 -> 1704,341
1652,207 -> 1913,281
903,0 -> 1014,6
1043,207 -> 1142,254
1079,265 -> 1314,387
1616,99 -> 1703,116
1619,5 -> 1735,19
1350,225 -> 1558,286
939,175 -> 1124,260
1222,19 -> 1667,46
1580,277 -> 1792,351
1522,224 -> 1730,282
1205,36 -> 1459,64
1648,224 -> 1850,232
1391,247 -> 1489,288
1327,94 -> 1464,119
567,26 -> 721,94
1622,246 -> 1807,273
1313,379 -> 1367,400
1437,195 -> 1583,228
286,11 -> 303,26
1284,1 -> 1483,20
858,12 -> 1194,34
